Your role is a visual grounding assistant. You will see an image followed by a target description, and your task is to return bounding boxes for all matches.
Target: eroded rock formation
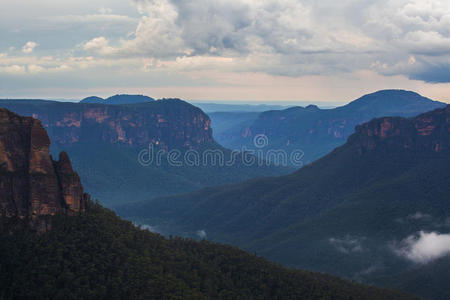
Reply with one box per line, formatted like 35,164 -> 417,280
350,105 -> 450,155
0,99 -> 213,150
0,108 -> 87,231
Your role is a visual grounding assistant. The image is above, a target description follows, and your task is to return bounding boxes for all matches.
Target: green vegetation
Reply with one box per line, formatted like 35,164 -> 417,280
118,106 -> 450,299
0,202 -> 413,299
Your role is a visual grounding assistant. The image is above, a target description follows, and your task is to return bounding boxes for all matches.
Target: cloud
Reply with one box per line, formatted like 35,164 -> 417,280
196,229 -> 207,239
122,0 -> 187,58
135,223 -> 163,234
48,14 -> 137,25
2,0 -> 450,100
410,63 -> 450,83
394,231 -> 450,264
0,65 -> 27,75
353,263 -> 384,281
83,37 -> 116,55
22,41 -> 38,54
329,236 -> 364,254
63,0 -> 431,82
27,64 -> 45,74
99,7 -> 113,15
408,212 -> 432,220
396,212 -> 442,226
140,224 -> 157,232
2,0 -> 449,83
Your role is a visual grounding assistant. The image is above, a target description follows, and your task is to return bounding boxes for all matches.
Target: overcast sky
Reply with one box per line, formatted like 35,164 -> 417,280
0,0 -> 449,103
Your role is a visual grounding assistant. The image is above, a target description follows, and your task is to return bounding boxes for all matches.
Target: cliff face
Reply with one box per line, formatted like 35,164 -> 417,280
0,99 -> 213,150
0,108 -> 87,230
350,105 -> 450,156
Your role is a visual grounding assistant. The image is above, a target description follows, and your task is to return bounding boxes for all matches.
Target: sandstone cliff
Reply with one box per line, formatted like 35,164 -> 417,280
0,99 -> 213,150
350,105 -> 450,156
0,108 -> 87,230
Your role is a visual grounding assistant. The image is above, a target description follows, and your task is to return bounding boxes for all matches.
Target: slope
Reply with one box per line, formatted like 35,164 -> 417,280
119,105 -> 450,299
0,202 -> 415,299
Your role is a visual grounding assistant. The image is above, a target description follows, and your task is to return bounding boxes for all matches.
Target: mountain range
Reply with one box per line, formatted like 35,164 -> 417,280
0,99 -> 290,206
1,91 -> 448,298
0,108 -> 412,299
213,90 -> 446,164
118,104 -> 450,299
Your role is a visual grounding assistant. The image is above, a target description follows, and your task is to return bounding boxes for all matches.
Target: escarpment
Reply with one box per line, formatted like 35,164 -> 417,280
0,108 -> 88,231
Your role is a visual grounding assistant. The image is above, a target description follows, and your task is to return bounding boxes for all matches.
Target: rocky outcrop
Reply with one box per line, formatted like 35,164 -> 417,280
0,108 -> 87,231
350,105 -> 450,155
0,99 -> 213,150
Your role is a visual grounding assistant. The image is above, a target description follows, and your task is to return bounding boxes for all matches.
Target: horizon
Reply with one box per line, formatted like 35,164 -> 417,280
0,89 -> 447,108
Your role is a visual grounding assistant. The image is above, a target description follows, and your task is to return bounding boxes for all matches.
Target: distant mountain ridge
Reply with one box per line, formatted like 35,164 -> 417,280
342,89 -> 444,113
215,89 -> 446,164
192,102 -> 291,113
80,94 -> 155,105
119,104 -> 450,299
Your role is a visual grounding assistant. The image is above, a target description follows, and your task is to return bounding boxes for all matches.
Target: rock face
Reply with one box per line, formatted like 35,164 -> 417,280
0,108 -> 87,230
350,105 -> 450,156
0,99 -> 212,150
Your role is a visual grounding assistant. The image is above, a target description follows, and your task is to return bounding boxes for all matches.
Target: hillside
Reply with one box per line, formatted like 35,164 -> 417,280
0,109 -> 412,299
0,203 -> 415,299
119,105 -> 450,299
0,99 -> 290,206
215,90 -> 446,164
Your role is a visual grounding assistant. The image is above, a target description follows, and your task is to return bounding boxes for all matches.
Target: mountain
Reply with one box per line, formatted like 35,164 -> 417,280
0,108 -> 87,231
118,105 -> 450,299
215,90 -> 446,164
0,99 -> 290,206
80,94 -> 155,105
0,111 -> 412,299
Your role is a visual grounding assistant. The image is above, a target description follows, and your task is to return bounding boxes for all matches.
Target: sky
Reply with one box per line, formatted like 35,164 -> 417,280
0,0 -> 449,103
